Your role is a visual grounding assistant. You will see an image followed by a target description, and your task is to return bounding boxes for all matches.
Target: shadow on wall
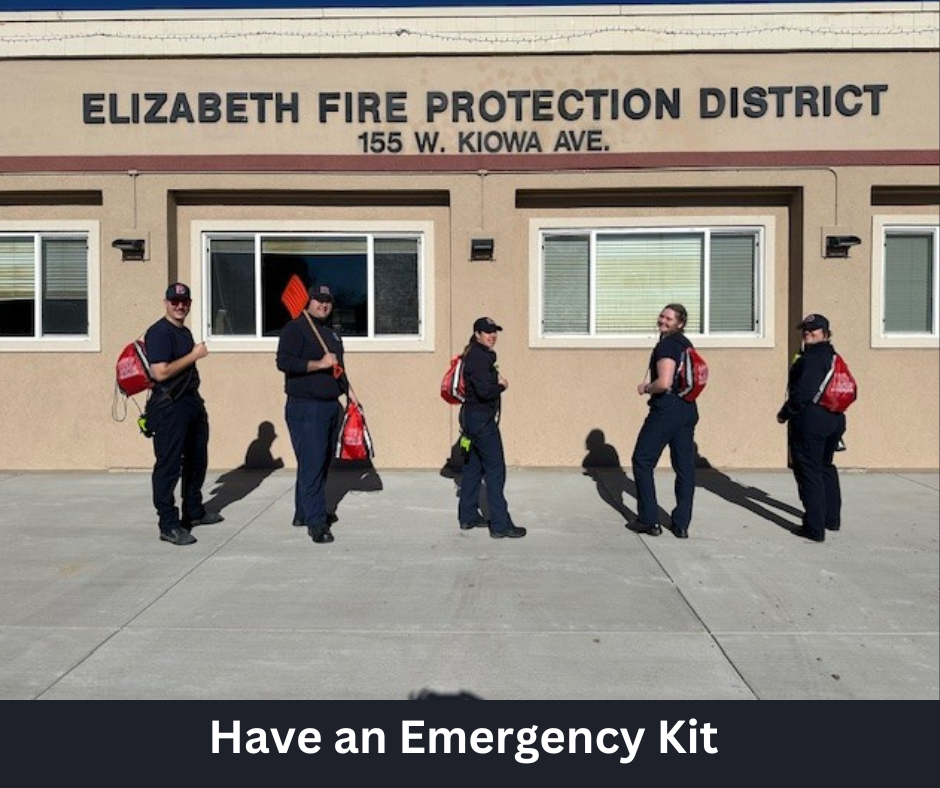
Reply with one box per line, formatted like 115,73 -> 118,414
581,428 -> 670,527
204,421 -> 284,515
243,421 -> 285,471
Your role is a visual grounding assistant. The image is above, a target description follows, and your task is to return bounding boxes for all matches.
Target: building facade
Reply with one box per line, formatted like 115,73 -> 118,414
1,3 -> 938,471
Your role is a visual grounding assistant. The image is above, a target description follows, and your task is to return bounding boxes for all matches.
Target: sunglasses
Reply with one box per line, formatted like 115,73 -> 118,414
169,299 -> 191,307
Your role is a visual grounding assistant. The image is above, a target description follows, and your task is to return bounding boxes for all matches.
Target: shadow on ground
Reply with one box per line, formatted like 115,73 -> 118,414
204,421 -> 285,514
579,429 -> 802,532
695,446 -> 801,531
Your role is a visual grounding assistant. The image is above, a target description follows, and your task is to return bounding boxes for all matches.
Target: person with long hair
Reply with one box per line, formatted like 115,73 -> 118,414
457,317 -> 526,539
630,303 -> 700,539
777,313 -> 846,542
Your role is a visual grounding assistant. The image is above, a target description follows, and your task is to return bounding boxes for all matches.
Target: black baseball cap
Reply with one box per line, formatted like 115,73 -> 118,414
309,284 -> 334,302
473,317 -> 503,333
797,313 -> 830,331
165,282 -> 191,301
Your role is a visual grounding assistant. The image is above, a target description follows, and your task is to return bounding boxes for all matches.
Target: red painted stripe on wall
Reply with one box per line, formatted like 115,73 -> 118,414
0,150 -> 937,174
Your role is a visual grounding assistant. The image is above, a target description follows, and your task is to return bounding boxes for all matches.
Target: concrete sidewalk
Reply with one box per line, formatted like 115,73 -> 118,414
0,466 -> 936,700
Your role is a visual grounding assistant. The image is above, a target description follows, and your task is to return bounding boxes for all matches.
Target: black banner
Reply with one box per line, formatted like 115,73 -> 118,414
2,700 -> 930,782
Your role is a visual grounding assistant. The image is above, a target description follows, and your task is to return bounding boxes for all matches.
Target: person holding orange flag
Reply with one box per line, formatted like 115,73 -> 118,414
276,284 -> 356,545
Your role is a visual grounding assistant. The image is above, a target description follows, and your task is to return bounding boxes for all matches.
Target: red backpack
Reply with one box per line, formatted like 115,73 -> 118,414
440,354 -> 466,405
116,339 -> 153,397
676,346 -> 709,402
814,353 -> 858,413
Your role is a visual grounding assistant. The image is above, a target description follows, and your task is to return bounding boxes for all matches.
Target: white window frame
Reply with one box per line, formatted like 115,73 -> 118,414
871,214 -> 940,349
528,215 -> 775,349
192,220 -> 435,353
0,221 -> 100,352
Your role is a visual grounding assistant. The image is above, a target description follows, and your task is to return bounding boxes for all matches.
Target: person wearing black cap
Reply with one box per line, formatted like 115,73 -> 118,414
630,303 -> 700,539
144,282 -> 223,546
276,284 -> 356,545
456,317 -> 526,538
777,313 -> 846,542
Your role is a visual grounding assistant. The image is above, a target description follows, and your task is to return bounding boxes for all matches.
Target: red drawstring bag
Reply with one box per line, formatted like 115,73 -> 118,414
676,345 -> 709,402
116,339 -> 153,397
335,401 -> 374,461
815,353 -> 858,413
440,354 -> 466,404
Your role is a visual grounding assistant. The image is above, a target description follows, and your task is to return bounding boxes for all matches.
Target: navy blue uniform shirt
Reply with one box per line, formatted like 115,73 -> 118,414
778,341 -> 837,421
649,331 -> 692,397
462,341 -> 504,410
144,317 -> 200,401
276,315 -> 348,401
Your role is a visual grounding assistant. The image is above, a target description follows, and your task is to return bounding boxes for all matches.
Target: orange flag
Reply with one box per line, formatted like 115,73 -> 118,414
280,274 -> 308,319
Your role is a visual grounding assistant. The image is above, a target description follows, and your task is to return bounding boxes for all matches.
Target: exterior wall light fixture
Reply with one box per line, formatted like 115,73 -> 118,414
824,235 -> 861,259
112,238 -> 146,261
470,238 -> 495,261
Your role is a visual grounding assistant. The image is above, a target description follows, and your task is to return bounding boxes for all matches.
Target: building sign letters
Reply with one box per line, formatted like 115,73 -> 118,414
82,82 -> 889,155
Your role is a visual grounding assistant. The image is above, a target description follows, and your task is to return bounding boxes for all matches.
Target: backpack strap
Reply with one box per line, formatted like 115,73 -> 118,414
812,354 -> 837,405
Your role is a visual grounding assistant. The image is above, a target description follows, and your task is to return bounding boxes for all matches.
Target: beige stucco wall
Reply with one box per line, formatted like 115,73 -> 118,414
1,162 -> 936,471
1,6 -> 938,471
1,3 -> 937,58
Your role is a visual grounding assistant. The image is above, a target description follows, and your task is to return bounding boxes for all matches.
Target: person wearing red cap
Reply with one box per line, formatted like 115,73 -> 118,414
456,317 -> 526,538
144,282 -> 223,546
777,313 -> 847,542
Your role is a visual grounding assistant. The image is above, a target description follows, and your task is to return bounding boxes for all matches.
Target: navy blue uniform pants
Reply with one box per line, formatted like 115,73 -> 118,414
286,397 -> 340,528
788,407 -> 845,539
148,393 -> 209,533
631,394 -> 699,531
458,406 -> 512,531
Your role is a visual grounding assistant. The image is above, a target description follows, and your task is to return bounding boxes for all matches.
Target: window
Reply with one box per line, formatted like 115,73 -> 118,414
872,217 -> 940,348
0,226 -> 97,350
884,228 -> 938,334
538,225 -> 763,342
203,230 -> 425,347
